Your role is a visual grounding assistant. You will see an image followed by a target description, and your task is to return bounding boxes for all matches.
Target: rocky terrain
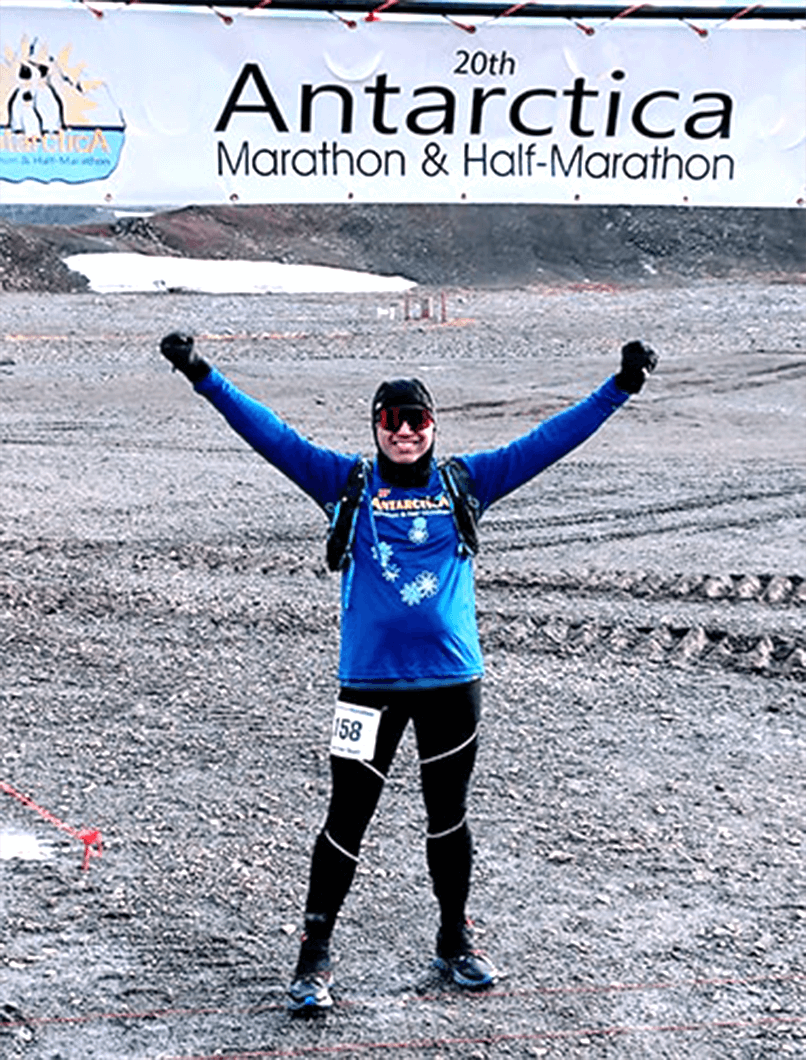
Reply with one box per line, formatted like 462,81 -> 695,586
1,203 -> 805,292
0,205 -> 804,1059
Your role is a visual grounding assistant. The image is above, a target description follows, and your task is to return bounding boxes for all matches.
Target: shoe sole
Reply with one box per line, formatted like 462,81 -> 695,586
432,956 -> 498,990
287,973 -> 335,1014
287,995 -> 334,1015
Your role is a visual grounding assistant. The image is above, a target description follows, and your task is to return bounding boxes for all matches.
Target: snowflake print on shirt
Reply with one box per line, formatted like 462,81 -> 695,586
400,581 -> 422,606
415,571 -> 439,598
408,516 -> 429,545
373,541 -> 394,566
400,571 -> 440,606
372,541 -> 401,582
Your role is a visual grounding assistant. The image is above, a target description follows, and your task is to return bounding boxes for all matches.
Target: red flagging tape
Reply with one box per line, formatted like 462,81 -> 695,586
1,781 -> 103,871
498,2 -> 532,17
365,0 -> 400,21
728,4 -> 763,17
682,18 -> 709,36
79,0 -> 105,17
444,14 -> 478,31
569,17 -> 596,34
331,10 -> 359,27
210,6 -> 235,23
610,2 -> 647,18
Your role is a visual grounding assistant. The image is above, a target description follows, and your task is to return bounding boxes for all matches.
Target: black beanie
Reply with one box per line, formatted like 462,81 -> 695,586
372,378 -> 435,423
371,377 -> 436,487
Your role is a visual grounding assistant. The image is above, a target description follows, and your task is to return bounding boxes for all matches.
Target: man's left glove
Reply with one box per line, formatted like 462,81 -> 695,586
614,340 -> 659,394
160,332 -> 211,384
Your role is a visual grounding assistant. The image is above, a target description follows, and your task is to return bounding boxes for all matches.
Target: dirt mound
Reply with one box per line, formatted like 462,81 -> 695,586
2,203 -> 804,293
0,216 -> 88,293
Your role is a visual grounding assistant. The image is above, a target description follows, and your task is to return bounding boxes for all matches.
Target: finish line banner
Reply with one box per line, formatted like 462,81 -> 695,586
1,4 -> 804,208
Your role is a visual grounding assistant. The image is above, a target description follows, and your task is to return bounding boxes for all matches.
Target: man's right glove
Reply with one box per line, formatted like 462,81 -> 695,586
614,340 -> 659,394
160,332 -> 211,384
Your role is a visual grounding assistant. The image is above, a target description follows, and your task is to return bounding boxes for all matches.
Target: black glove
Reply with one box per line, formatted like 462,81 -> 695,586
614,340 -> 658,394
160,332 -> 210,384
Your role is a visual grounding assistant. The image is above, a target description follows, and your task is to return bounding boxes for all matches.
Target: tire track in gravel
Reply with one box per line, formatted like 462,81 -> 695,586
3,556 -> 803,680
487,485 -> 803,524
478,608 -> 806,681
666,358 -> 806,395
478,570 -> 805,607
477,568 -> 805,681
481,486 -> 804,551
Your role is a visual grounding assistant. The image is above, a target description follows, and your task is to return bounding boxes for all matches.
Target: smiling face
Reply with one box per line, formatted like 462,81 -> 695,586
375,407 -> 436,465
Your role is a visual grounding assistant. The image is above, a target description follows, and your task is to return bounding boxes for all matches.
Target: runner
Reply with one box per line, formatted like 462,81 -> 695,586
159,331 -> 658,1013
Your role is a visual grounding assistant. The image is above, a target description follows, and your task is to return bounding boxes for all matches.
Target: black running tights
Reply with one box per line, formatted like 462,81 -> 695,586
302,680 -> 482,942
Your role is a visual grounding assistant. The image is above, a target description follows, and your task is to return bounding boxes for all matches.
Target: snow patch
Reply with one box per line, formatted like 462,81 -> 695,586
63,252 -> 417,295
0,831 -> 49,861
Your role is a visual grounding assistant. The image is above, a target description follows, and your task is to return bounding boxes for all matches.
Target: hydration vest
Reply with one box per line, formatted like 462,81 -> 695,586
325,457 -> 480,573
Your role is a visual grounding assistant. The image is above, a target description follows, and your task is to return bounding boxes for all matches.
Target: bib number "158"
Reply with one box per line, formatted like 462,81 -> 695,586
330,702 -> 382,762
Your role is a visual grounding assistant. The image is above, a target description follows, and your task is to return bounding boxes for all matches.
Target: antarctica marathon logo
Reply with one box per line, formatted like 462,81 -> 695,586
0,36 -> 125,185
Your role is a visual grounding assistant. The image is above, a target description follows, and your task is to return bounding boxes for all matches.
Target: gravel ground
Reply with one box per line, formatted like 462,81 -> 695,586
0,276 -> 804,1059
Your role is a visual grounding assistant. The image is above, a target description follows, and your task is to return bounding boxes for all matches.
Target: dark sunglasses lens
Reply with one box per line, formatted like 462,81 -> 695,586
379,406 -> 433,432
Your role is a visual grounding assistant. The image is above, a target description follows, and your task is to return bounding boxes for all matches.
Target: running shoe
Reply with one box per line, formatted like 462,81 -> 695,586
433,925 -> 499,990
286,965 -> 334,1014
287,937 -> 334,1014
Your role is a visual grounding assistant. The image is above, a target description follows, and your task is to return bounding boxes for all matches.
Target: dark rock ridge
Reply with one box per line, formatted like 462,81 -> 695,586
1,203 -> 804,292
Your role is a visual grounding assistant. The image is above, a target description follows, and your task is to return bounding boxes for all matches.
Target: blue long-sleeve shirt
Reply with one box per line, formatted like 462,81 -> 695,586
195,369 -> 629,689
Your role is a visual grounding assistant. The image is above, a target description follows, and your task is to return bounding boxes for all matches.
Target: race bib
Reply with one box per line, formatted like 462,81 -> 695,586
330,702 -> 382,762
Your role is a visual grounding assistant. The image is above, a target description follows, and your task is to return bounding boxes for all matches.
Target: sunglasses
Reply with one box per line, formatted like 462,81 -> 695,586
376,405 -> 434,433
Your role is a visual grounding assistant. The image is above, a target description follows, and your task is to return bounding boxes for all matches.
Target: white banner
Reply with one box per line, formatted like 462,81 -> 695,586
1,3 -> 804,207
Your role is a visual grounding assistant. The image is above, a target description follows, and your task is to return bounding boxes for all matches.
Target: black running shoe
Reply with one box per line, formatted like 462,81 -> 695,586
287,966 -> 334,1014
433,925 -> 499,990
287,936 -> 334,1014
